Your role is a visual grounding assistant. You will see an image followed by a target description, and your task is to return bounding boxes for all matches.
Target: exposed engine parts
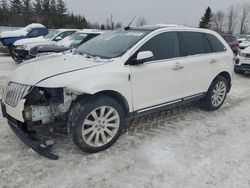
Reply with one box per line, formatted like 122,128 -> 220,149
23,87 -> 77,124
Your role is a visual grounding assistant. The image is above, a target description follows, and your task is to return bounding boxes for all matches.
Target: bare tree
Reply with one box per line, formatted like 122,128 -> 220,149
226,5 -> 238,34
114,22 -> 122,29
105,14 -> 114,30
136,17 -> 147,26
212,10 -> 225,33
239,2 -> 250,34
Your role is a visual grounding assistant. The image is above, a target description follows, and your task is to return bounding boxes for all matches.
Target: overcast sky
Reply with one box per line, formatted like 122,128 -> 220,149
64,0 -> 248,27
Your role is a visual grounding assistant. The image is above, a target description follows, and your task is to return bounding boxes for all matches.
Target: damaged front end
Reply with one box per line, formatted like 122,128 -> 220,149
1,82 -> 77,159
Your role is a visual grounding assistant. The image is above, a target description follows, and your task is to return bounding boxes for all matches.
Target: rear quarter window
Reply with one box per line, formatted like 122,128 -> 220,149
205,34 -> 227,52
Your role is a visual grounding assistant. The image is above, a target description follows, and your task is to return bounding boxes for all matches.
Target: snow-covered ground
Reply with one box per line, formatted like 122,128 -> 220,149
0,53 -> 250,188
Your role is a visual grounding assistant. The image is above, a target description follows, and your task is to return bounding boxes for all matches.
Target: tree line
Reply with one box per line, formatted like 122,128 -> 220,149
199,2 -> 250,34
0,0 -> 126,29
0,0 -> 89,28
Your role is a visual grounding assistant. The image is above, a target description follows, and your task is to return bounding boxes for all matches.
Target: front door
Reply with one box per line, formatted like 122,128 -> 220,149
130,32 -> 185,112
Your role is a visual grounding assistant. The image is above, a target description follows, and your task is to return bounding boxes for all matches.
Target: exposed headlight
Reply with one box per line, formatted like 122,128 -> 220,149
15,45 -> 27,50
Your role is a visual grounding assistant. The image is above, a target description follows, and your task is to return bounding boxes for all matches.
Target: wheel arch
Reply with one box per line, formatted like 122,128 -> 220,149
76,90 -> 130,117
213,71 -> 232,92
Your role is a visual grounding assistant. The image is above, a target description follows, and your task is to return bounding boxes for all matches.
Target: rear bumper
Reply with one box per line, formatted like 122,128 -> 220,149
1,101 -> 59,160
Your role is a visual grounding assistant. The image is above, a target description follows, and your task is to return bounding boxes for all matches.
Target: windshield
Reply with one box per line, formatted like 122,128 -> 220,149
57,32 -> 97,48
74,30 -> 150,59
44,30 -> 60,39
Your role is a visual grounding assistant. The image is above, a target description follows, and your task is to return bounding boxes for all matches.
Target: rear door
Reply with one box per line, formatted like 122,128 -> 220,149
178,31 -> 218,97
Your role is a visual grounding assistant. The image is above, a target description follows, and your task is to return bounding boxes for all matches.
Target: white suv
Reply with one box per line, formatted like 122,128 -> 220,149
235,46 -> 250,74
1,25 -> 234,159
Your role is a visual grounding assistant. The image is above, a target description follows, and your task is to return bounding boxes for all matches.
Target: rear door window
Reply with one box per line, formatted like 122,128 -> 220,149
139,32 -> 180,61
205,34 -> 226,52
178,32 -> 207,56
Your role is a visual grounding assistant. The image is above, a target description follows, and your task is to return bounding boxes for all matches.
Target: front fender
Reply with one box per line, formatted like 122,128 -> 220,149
36,62 -> 133,112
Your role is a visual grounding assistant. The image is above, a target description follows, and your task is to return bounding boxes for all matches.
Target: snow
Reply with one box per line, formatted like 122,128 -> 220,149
0,23 -> 46,38
0,53 -> 250,187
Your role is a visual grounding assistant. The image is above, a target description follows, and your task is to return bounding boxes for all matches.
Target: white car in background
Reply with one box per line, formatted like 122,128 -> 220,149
29,29 -> 106,60
11,29 -> 79,62
1,25 -> 234,159
235,46 -> 250,74
236,34 -> 250,43
239,36 -> 250,50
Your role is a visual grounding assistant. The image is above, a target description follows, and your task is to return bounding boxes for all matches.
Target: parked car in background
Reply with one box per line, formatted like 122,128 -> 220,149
221,33 -> 239,55
27,29 -> 105,61
1,25 -> 234,159
236,34 -> 250,43
239,37 -> 250,50
235,46 -> 250,74
11,29 -> 78,63
0,23 -> 48,53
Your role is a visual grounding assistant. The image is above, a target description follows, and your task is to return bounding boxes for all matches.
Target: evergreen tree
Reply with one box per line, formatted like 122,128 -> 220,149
0,0 -> 9,25
9,0 -> 23,26
22,0 -> 32,14
1,0 -> 8,11
57,0 -> 66,15
42,0 -> 50,15
22,0 -> 33,24
50,0 -> 56,16
199,7 -> 213,29
33,0 -> 42,15
10,0 -> 22,14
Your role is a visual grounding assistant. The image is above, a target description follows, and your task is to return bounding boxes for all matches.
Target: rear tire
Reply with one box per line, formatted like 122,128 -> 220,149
67,95 -> 125,153
203,76 -> 228,111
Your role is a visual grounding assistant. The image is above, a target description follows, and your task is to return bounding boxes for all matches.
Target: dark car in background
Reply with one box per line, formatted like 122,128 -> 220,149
221,33 -> 239,55
0,23 -> 48,53
12,29 -> 78,63
27,29 -> 105,61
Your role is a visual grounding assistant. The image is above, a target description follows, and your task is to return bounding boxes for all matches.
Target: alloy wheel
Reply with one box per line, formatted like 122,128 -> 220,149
81,106 -> 120,147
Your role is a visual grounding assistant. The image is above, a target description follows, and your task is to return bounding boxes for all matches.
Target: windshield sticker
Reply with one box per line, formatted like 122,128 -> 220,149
126,32 -> 144,37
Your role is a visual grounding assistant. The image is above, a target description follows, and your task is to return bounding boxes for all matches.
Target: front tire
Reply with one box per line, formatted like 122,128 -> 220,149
203,76 -> 228,111
67,95 -> 125,153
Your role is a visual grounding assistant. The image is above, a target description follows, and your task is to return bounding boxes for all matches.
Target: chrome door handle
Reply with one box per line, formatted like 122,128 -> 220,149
210,59 -> 217,64
173,65 -> 184,71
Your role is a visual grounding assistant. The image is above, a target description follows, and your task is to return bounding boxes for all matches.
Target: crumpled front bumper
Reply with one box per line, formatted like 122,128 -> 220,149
1,101 -> 59,160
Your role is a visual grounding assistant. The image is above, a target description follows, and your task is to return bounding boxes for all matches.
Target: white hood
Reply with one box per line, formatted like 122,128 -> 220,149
14,36 -> 47,46
0,28 -> 27,38
9,53 -> 104,85
24,40 -> 56,50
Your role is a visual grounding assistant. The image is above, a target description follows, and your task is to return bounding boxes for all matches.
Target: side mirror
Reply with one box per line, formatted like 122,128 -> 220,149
135,51 -> 154,64
54,36 -> 63,41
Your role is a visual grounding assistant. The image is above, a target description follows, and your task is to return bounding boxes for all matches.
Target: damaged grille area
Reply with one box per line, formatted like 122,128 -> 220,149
25,87 -> 64,106
3,82 -> 32,107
